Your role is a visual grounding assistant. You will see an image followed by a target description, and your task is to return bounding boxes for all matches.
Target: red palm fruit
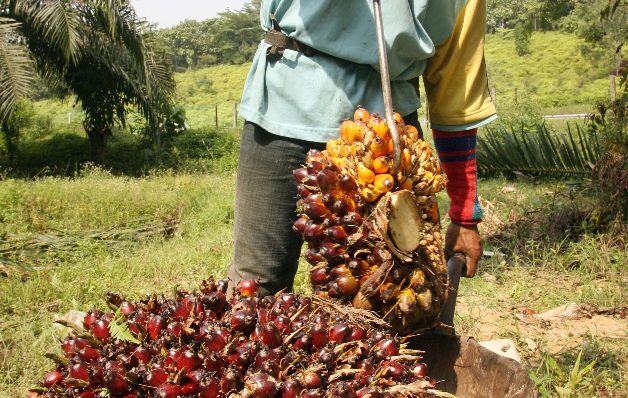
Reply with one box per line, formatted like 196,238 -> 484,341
307,160 -> 325,174
341,212 -> 362,227
200,377 -> 221,398
293,217 -> 309,233
319,241 -> 345,260
300,371 -> 322,389
302,390 -> 324,398
92,319 -> 110,341
119,301 -> 135,316
306,149 -> 325,163
167,321 -> 182,338
304,193 -> 324,204
247,373 -> 278,398
310,324 -> 328,349
176,349 -> 199,372
43,370 -> 63,387
347,259 -> 370,276
83,310 -> 101,329
330,265 -> 351,278
61,337 -> 76,357
316,169 -> 339,192
339,174 -> 359,192
292,332 -> 312,350
310,267 -> 330,286
411,362 -> 428,378
147,314 -> 164,340
303,222 -> 325,241
337,275 -> 359,297
304,248 -> 324,265
374,339 -> 399,359
174,302 -> 191,320
130,347 -> 150,365
204,352 -> 226,372
325,225 -> 348,243
79,392 -> 96,398
332,197 -> 354,216
281,379 -> 303,398
202,291 -> 227,314
156,383 -> 183,398
220,368 -> 243,394
27,393 -> 39,398
182,381 -> 201,395
237,279 -> 259,297
297,185 -> 312,199
70,363 -> 90,382
350,326 -> 367,341
204,329 -> 227,352
273,314 -> 292,333
254,348 -> 279,369
293,168 -> 309,183
230,310 -> 255,332
354,107 -> 370,122
104,368 -> 129,395
256,323 -> 282,348
329,323 -> 352,343
79,346 -> 101,362
385,361 -> 408,380
326,281 -> 341,298
357,387 -> 383,398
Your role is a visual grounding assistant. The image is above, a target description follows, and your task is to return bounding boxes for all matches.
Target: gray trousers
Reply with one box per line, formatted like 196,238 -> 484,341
228,115 -> 420,297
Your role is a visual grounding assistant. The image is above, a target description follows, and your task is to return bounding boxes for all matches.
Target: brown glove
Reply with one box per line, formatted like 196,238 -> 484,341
445,223 -> 482,278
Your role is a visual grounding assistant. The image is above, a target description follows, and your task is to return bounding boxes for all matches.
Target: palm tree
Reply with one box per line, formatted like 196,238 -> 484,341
0,0 -> 175,161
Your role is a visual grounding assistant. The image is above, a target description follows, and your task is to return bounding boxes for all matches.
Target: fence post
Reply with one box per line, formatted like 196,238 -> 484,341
232,102 -> 238,128
215,105 -> 218,127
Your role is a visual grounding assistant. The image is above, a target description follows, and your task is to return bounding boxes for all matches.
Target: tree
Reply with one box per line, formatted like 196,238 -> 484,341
0,0 -> 176,161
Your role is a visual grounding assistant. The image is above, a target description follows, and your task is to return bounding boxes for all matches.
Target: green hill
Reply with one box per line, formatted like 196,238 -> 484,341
28,31 -> 609,133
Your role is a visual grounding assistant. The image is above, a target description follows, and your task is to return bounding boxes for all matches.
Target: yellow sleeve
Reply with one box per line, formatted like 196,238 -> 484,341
423,0 -> 496,127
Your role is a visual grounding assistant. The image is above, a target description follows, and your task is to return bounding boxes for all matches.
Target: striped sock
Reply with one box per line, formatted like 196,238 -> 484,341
432,128 -> 483,225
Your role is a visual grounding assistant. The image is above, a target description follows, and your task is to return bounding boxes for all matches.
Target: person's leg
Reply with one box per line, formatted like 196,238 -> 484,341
228,122 -> 324,297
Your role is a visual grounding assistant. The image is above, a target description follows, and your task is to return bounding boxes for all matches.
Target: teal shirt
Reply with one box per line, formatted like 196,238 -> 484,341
240,0 -> 474,143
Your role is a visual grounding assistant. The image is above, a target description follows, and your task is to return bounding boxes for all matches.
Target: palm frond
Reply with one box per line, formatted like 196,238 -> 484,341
477,124 -> 603,177
0,16 -> 34,122
26,0 -> 82,62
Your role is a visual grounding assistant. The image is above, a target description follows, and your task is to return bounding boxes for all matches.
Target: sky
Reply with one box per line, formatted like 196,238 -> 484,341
131,0 -> 250,28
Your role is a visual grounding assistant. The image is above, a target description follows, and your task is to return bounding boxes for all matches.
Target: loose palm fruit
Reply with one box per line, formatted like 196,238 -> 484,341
337,275 -> 359,297
360,187 -> 379,202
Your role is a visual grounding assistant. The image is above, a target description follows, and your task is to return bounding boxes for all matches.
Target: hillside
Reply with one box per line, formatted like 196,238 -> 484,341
28,31 -> 609,132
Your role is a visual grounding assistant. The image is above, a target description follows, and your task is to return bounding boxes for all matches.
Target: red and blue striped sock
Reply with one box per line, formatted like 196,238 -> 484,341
432,128 -> 483,225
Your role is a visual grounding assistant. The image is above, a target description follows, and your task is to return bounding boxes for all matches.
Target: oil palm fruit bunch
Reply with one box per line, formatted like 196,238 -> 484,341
31,278 -> 446,398
293,107 -> 449,332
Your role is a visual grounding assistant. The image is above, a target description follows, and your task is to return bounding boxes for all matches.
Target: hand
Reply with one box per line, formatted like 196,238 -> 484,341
445,223 -> 482,278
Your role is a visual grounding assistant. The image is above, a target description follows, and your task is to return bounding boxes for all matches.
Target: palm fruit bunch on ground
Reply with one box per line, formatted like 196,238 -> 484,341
293,107 -> 449,332
30,278 -> 447,398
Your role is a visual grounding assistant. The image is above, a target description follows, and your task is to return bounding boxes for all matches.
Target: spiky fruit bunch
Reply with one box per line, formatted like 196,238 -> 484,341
31,279 -> 442,397
293,107 -> 449,332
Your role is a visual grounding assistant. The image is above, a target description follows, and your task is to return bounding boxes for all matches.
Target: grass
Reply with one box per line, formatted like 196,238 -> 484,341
1,162 -> 626,396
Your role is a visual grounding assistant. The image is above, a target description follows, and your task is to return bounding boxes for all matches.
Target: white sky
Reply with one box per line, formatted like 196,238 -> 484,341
131,0 -> 250,28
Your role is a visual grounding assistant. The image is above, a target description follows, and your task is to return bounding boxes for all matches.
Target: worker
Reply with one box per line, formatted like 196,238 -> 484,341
227,0 -> 496,302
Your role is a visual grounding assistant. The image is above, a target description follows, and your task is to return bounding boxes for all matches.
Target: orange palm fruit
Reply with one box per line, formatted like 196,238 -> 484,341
387,139 -> 394,154
429,202 -> 439,222
354,107 -> 370,122
393,112 -> 404,125
339,120 -> 354,142
349,122 -> 365,143
357,162 -> 375,184
369,136 -> 388,158
399,177 -> 413,190
405,125 -> 419,141
361,187 -> 379,202
402,148 -> 412,171
374,174 -> 394,193
371,117 -> 390,141
372,156 -> 390,174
